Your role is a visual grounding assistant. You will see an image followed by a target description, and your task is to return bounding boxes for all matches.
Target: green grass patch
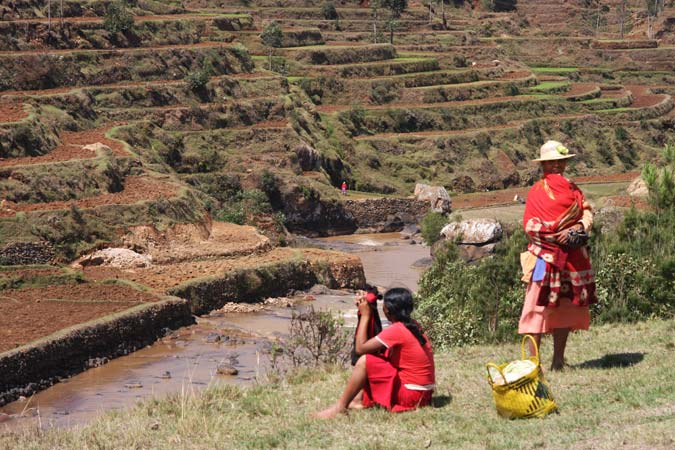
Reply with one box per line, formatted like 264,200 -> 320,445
529,81 -> 570,91
2,319 -> 673,449
596,107 -> 633,113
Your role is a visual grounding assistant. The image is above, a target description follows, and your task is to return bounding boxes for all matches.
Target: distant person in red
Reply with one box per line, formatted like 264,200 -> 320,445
314,288 -> 435,419
341,181 -> 347,196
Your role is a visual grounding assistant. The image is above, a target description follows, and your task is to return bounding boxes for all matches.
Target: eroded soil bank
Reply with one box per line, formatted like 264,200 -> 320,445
0,233 -> 429,430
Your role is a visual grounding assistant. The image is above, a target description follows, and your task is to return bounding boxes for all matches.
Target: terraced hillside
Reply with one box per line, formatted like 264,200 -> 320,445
1,0 -> 674,402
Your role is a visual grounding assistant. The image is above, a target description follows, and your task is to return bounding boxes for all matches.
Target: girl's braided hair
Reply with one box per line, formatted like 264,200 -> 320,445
383,287 -> 426,346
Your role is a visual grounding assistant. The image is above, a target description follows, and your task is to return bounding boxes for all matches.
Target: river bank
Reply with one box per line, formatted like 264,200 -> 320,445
0,232 -> 429,430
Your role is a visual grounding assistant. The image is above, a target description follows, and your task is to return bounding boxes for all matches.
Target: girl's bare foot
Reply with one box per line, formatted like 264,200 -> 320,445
348,400 -> 364,410
313,404 -> 346,420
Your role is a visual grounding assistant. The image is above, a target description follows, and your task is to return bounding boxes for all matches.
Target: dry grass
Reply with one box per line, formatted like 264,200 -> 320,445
1,319 -> 673,449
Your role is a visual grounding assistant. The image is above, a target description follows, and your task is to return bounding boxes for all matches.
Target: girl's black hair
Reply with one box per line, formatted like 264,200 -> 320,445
383,287 -> 426,346
364,283 -> 383,300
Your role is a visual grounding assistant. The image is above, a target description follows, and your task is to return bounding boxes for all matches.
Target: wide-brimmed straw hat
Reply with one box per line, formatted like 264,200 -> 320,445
532,140 -> 576,162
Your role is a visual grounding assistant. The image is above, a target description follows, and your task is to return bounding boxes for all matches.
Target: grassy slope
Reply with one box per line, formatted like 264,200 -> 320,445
3,319 -> 674,449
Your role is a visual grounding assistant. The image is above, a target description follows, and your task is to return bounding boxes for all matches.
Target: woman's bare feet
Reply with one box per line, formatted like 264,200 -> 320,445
550,359 -> 567,371
313,404 -> 346,420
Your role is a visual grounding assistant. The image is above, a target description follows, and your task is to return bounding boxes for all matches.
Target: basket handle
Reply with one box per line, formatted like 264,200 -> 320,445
486,362 -> 506,385
521,334 -> 540,365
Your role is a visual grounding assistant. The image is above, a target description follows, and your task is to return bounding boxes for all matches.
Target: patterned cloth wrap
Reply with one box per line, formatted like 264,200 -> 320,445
523,173 -> 597,308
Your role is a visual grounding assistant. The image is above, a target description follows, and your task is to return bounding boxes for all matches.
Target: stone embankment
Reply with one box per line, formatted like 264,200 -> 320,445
0,242 -> 54,265
0,299 -> 192,406
343,198 -> 429,233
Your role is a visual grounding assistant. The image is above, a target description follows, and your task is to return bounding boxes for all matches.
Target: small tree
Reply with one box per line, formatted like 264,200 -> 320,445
371,0 -> 381,43
48,0 -> 52,33
321,1 -> 338,20
104,1 -> 134,35
261,21 -> 283,71
381,0 -> 408,44
595,3 -> 610,35
619,0 -> 628,38
643,143 -> 675,211
645,0 -> 664,39
420,210 -> 448,245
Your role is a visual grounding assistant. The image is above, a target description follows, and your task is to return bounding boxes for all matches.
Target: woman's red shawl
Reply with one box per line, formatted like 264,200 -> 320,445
523,173 -> 596,307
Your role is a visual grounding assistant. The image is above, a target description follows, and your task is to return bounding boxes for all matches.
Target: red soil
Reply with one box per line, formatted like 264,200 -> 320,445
0,103 -> 28,123
0,267 -> 63,280
497,71 -> 532,80
574,171 -> 640,184
603,195 -> 649,209
625,85 -> 669,108
600,88 -> 628,98
564,83 -> 598,97
0,176 -> 178,217
0,125 -> 129,168
0,283 -> 162,353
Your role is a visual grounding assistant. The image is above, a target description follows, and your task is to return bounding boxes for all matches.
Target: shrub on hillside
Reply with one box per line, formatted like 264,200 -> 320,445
185,69 -> 210,92
321,2 -> 339,20
420,210 -> 448,245
104,1 -> 134,35
341,103 -> 367,135
213,189 -> 273,225
259,170 -> 283,210
370,81 -> 399,104
417,201 -> 675,349
416,230 -> 526,348
591,207 -> 675,322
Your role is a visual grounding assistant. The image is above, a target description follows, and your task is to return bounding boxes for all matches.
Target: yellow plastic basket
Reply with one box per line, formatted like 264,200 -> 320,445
486,335 -> 558,419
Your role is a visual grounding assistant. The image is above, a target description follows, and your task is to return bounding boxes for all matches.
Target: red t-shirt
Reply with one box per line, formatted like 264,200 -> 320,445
375,322 -> 435,386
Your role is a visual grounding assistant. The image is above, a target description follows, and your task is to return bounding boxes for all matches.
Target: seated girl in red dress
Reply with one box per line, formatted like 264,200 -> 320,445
314,287 -> 435,419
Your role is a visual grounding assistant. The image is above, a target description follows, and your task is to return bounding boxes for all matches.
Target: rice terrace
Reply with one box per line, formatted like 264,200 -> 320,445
0,0 -> 673,448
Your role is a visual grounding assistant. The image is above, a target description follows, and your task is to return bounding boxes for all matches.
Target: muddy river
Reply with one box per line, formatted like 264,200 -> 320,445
0,232 -> 429,430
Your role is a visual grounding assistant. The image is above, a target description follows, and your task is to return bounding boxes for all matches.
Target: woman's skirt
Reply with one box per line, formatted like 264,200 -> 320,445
519,281 -> 590,334
362,354 -> 433,413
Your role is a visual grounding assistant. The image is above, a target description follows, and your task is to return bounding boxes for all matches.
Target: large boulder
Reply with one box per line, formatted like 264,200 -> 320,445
440,218 -> 503,245
82,142 -> 113,154
414,183 -> 452,213
627,176 -> 649,197
435,219 -> 504,263
74,248 -> 152,269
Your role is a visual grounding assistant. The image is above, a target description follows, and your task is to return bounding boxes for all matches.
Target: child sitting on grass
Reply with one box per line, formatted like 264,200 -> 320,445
314,288 -> 435,419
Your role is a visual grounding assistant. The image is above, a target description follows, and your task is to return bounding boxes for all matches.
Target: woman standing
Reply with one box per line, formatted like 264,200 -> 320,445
314,288 -> 435,419
519,140 -> 596,370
